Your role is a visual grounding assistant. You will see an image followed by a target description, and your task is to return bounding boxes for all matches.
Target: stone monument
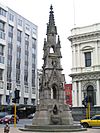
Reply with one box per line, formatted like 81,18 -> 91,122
20,5 -> 86,132
32,5 -> 73,125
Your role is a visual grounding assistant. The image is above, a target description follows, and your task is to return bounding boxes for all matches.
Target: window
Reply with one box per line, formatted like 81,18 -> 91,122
0,55 -> 4,64
31,99 -> 35,105
32,38 -> 36,48
9,13 -> 14,21
25,24 -> 30,31
0,45 -> 3,55
25,86 -> 28,93
0,81 -> 3,89
7,82 -> 12,90
87,85 -> 96,106
0,69 -> 3,80
0,21 -> 4,31
85,52 -> 91,67
32,28 -> 37,34
24,98 -> 28,104
0,31 -> 5,39
24,70 -> 28,85
32,55 -> 35,64
18,19 -> 22,26
32,70 -> 35,87
0,8 -> 6,17
16,68 -> 20,83
25,34 -> 29,41
32,88 -> 35,94
17,30 -> 21,42
7,67 -> 12,82
8,25 -> 13,38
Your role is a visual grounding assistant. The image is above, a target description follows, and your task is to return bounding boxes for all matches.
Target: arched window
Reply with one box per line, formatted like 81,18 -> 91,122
52,84 -> 57,99
87,85 -> 96,106
50,45 -> 55,53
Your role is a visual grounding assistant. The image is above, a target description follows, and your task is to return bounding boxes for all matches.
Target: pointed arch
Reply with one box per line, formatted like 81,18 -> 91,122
87,85 -> 96,106
51,83 -> 58,99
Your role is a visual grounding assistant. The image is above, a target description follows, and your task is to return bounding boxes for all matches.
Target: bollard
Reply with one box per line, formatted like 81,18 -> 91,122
4,123 -> 10,133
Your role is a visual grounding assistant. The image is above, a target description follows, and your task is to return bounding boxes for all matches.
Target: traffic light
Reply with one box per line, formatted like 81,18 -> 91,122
12,89 -> 20,103
12,98 -> 16,103
15,89 -> 20,99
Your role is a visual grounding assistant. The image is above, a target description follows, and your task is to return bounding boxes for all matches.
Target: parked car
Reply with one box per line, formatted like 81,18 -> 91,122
80,115 -> 100,128
0,114 -> 19,124
27,113 -> 35,119
0,112 -> 8,118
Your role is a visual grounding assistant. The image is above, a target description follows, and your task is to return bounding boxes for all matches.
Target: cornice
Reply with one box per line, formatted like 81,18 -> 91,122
68,30 -> 100,45
70,71 -> 100,81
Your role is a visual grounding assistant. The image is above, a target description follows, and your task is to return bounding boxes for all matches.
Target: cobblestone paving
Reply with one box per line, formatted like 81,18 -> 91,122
0,127 -> 100,133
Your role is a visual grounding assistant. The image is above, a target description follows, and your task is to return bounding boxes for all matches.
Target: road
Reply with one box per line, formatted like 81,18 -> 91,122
0,119 -> 100,133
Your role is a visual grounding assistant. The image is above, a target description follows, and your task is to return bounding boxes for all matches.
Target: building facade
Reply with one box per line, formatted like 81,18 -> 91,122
68,23 -> 100,107
0,3 -> 38,106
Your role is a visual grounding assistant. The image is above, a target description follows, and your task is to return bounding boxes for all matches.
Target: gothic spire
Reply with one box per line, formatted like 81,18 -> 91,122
47,5 -> 57,35
49,5 -> 55,26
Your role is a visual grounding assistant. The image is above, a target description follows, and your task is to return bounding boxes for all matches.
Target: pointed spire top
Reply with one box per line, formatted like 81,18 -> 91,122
46,5 -> 57,35
50,4 -> 53,11
49,5 -> 55,26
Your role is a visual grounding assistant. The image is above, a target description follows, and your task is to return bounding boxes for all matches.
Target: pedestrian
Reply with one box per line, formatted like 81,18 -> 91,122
4,123 -> 10,133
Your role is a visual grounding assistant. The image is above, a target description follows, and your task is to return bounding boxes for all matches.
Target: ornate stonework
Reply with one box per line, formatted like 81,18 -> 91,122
32,5 -> 73,126
72,72 -> 100,82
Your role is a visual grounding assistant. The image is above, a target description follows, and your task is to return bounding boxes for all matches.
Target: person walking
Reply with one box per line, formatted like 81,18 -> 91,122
4,123 -> 10,133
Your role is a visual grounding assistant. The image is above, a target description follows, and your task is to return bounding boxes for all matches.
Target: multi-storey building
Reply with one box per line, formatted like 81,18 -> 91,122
0,3 -> 37,107
68,23 -> 100,107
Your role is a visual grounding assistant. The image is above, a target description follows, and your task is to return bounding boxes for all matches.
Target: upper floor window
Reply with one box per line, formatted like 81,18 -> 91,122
0,21 -> 4,31
32,28 -> 37,34
9,13 -> 14,22
0,45 -> 3,55
17,30 -> 21,42
8,25 -> 13,38
25,34 -> 29,41
18,19 -> 22,26
32,38 -> 36,49
9,25 -> 13,33
0,8 -> 6,17
25,24 -> 30,31
0,69 -> 3,80
85,52 -> 91,67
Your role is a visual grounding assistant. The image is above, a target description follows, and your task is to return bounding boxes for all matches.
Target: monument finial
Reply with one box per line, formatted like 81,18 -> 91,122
50,4 -> 53,10
47,5 -> 57,34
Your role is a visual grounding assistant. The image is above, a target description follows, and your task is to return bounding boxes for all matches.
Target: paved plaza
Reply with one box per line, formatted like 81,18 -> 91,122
0,127 -> 100,133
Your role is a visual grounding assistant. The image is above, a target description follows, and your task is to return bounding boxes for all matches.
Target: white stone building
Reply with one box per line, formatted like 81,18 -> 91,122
68,23 -> 100,107
0,3 -> 38,106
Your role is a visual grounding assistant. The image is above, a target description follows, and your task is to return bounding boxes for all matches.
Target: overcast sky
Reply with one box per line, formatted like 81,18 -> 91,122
1,0 -> 100,83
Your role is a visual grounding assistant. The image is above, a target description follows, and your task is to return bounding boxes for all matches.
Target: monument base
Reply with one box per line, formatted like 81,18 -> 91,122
32,100 -> 74,125
19,124 -> 87,132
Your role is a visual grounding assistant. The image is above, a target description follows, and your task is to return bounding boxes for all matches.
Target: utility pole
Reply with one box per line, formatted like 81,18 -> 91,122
14,103 -> 16,128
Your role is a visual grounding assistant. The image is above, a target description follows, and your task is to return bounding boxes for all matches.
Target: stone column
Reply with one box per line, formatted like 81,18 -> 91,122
77,44 -> 80,67
96,80 -> 100,106
78,81 -> 82,106
72,81 -> 77,107
73,46 -> 76,68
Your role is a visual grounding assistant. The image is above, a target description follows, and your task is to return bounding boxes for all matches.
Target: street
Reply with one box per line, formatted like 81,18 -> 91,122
0,119 -> 32,128
0,119 -> 100,133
